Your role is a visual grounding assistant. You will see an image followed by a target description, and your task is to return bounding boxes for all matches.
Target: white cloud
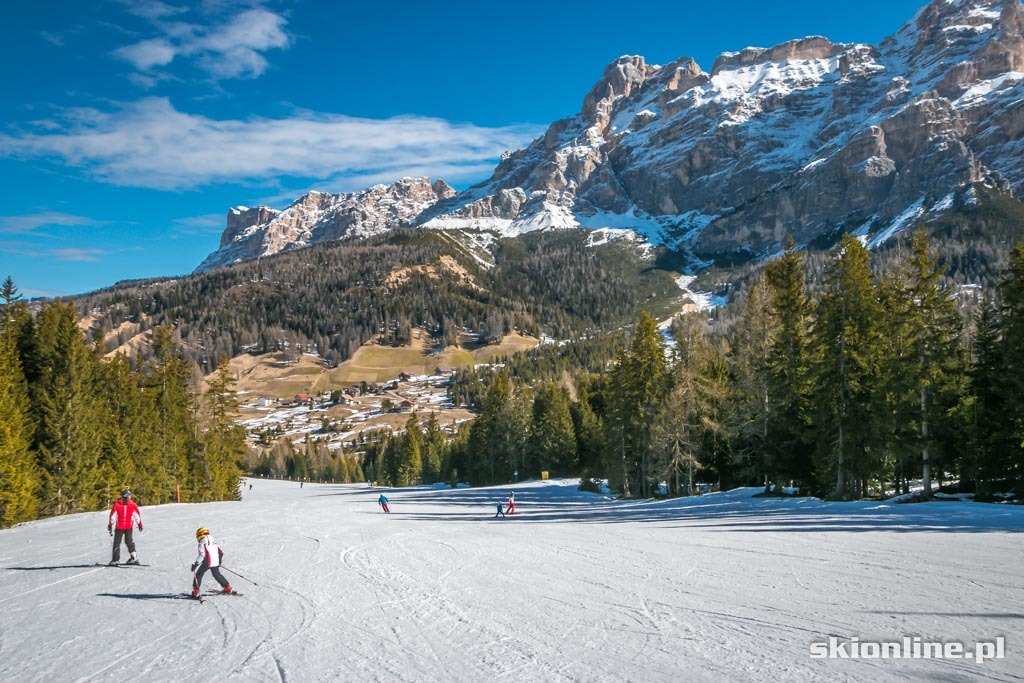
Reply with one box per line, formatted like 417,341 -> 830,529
52,248 -> 106,262
113,7 -> 290,81
119,0 -> 185,21
113,38 -> 177,71
0,212 -> 104,235
0,98 -> 543,191
171,212 -> 226,235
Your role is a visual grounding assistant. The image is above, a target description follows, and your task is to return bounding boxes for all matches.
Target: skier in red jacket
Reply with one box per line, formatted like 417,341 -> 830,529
107,488 -> 142,565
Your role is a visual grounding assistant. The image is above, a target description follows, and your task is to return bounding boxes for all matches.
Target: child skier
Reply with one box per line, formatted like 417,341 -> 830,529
378,494 -> 390,513
506,491 -> 516,515
107,488 -> 142,565
495,501 -> 506,518
190,527 -> 233,598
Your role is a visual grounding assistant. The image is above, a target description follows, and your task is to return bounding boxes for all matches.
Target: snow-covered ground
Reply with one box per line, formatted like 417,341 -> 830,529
2,480 -> 1022,682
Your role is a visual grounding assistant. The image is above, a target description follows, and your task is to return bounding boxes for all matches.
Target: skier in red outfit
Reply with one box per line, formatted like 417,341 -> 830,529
506,491 -> 516,515
107,488 -> 142,565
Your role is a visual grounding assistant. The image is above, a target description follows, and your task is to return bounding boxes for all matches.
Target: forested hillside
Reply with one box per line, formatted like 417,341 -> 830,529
74,229 -> 682,370
370,230 -> 1023,502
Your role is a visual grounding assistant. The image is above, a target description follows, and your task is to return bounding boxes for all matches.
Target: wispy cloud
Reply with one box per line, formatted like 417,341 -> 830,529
170,212 -> 225,235
113,6 -> 290,81
0,212 -> 105,235
117,0 -> 185,21
0,98 -> 543,191
52,248 -> 106,262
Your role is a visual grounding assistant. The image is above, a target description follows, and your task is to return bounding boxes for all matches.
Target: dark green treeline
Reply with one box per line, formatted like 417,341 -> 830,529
0,280 -> 244,528
399,232 -> 1023,500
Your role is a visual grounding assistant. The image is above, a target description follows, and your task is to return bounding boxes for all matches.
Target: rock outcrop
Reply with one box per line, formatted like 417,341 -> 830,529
197,178 -> 455,271
420,0 -> 1024,261
200,0 -> 1024,270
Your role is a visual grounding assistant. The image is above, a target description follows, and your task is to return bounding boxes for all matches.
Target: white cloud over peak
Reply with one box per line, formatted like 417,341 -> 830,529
0,98 -> 542,191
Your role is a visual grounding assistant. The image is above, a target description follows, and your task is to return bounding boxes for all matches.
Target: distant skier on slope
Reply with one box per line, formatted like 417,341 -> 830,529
190,527 -> 233,597
379,494 -> 390,513
495,501 -> 506,518
107,488 -> 142,565
506,491 -> 516,515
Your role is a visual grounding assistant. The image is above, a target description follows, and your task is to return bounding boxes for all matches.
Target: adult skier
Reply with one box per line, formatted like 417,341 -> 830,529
190,527 -> 233,597
107,488 -> 142,565
378,494 -> 390,513
506,491 -> 516,515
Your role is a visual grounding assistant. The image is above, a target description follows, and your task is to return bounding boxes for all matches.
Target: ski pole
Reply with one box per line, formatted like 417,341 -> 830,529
220,565 -> 259,586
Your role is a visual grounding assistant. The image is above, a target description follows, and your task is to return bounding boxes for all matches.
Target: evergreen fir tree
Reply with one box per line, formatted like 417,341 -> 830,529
903,230 -> 965,496
421,412 -> 445,484
996,241 -> 1024,482
528,383 -> 577,477
763,240 -> 814,491
397,413 -> 424,486
812,234 -> 882,499
0,330 -> 40,526
603,311 -> 667,498
199,355 -> 245,501
35,302 -> 106,515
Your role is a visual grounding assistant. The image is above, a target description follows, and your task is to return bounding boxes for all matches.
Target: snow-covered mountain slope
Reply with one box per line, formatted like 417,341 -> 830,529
423,0 -> 1024,262
2,478 -> 1022,681
197,177 -> 456,271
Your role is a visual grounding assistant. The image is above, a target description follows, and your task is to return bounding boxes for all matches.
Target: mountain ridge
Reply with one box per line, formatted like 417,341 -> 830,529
198,0 -> 1024,271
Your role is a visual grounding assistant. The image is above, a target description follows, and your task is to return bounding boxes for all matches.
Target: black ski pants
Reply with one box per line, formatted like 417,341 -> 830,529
111,528 -> 135,562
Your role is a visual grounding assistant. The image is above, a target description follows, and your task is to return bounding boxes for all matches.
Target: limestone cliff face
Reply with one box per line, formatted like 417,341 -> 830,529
197,178 -> 455,271
421,0 -> 1024,261
201,0 -> 1024,270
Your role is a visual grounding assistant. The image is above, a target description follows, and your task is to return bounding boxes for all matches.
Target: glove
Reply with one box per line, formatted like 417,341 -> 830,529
137,523 -> 143,531
190,562 -> 198,572
107,525 -> 112,536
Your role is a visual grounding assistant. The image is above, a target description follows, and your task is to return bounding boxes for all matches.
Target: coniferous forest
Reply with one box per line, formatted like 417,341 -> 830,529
368,230 -> 1023,502
0,280 -> 244,528
2,225 -> 1024,529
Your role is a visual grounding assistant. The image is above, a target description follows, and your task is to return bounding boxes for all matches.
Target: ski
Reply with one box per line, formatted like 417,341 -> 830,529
96,562 -> 150,567
178,592 -> 205,603
204,590 -> 243,596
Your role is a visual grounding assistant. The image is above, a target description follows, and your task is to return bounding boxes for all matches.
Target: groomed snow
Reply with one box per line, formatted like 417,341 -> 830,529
2,479 -> 1021,682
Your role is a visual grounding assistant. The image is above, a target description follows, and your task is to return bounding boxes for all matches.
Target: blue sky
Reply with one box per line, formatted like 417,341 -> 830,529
1,0 -> 930,297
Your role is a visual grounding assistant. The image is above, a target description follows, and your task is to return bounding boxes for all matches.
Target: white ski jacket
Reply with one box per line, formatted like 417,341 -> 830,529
195,536 -> 223,568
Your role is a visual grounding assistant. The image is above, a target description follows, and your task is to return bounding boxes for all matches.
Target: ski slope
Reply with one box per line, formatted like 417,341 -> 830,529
1,479 -> 1022,682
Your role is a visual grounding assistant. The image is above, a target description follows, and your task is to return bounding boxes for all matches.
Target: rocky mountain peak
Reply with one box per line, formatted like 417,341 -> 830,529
197,177 -> 455,272
201,0 -> 1024,272
582,56 -> 656,130
710,36 -> 845,75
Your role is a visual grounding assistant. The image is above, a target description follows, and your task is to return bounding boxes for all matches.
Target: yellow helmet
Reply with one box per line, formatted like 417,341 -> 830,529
195,527 -> 210,541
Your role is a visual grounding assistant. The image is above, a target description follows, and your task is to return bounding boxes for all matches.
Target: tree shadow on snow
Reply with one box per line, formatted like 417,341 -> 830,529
306,483 -> 1024,533
381,493 -> 1024,533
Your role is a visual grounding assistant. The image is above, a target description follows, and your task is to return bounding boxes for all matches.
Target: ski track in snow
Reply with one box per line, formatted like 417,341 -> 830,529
1,479 -> 1023,682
